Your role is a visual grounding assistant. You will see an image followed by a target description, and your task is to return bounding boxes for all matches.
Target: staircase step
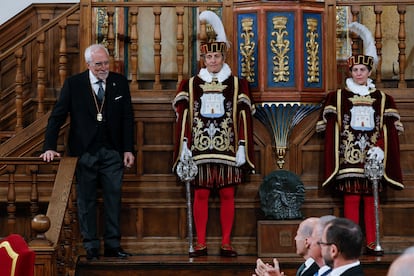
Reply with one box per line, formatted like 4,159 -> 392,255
75,254 -> 395,276
75,255 -> 259,276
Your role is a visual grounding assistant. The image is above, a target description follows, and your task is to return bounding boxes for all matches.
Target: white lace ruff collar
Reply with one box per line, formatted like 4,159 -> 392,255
198,63 -> 232,83
346,77 -> 376,96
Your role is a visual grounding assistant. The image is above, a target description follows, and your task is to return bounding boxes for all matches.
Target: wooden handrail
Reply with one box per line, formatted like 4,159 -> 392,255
0,157 -> 78,276
90,1 -> 223,8
338,0 -> 414,4
0,3 -> 80,60
45,157 -> 77,246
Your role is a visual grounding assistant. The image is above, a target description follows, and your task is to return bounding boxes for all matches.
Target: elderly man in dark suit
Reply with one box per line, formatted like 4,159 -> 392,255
40,44 -> 135,261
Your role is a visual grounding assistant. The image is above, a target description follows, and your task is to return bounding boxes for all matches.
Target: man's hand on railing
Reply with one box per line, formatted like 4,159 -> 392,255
40,150 -> 61,162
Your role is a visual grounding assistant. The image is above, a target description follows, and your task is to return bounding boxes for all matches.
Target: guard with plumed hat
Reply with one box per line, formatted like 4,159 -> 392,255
316,21 -> 404,256
173,10 -> 255,257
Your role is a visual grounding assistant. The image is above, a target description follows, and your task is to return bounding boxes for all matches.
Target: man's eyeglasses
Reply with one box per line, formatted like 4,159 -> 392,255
90,61 -> 109,68
317,241 -> 334,246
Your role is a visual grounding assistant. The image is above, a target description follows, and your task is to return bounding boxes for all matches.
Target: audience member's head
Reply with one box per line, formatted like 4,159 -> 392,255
295,217 -> 319,258
387,246 -> 414,276
308,215 -> 336,266
320,217 -> 363,268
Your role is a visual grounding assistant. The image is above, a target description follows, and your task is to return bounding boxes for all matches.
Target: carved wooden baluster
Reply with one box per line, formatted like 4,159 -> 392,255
15,47 -> 24,132
107,8 -> 115,70
374,5 -> 383,87
176,6 -> 185,87
29,165 -> 39,221
130,7 -> 139,91
153,6 -> 162,90
63,202 -> 73,273
398,5 -> 407,88
70,184 -> 79,259
350,6 -> 361,55
37,32 -> 46,118
7,165 -> 16,234
59,18 -> 68,88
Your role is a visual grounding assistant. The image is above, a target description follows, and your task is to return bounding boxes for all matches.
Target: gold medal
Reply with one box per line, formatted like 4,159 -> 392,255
91,84 -> 105,122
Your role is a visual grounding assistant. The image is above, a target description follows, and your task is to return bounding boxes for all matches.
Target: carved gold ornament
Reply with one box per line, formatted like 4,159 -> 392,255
270,16 -> 290,82
240,18 -> 256,83
306,18 -> 320,83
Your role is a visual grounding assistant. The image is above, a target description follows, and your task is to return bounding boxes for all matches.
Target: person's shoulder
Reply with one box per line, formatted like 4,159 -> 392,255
237,76 -> 249,84
68,70 -> 88,80
341,264 -> 364,276
64,71 -> 88,86
109,71 -> 127,80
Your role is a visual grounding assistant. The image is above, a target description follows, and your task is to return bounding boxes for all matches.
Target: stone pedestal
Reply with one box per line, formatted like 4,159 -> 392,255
257,220 -> 301,257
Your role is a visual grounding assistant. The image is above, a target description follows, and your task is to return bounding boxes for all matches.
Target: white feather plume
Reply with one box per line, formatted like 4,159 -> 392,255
199,10 -> 229,48
348,21 -> 378,67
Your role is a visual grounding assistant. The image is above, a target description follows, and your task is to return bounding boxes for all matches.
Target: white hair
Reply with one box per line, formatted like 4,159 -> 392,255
84,44 -> 109,63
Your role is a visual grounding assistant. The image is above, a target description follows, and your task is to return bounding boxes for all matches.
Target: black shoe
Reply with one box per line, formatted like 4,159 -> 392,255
365,246 -> 384,257
220,244 -> 238,257
365,243 -> 384,256
104,247 -> 132,258
189,244 -> 208,257
86,248 -> 99,261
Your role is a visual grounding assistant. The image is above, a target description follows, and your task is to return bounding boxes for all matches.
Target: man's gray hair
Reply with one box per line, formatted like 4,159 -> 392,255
84,44 -> 109,63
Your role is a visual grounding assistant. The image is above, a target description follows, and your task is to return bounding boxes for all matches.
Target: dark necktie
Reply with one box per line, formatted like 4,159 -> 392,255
96,80 -> 105,101
297,263 -> 306,276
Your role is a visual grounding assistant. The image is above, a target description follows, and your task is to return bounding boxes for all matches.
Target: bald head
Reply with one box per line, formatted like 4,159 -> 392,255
387,247 -> 414,276
295,217 -> 319,258
298,217 -> 319,237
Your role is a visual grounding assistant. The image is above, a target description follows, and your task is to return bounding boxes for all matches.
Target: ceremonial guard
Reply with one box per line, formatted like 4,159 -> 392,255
173,11 -> 255,257
316,22 -> 404,255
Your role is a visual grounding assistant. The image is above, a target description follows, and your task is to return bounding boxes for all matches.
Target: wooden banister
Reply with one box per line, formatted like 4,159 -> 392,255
0,4 -> 80,61
45,157 -> 77,246
0,157 -> 77,276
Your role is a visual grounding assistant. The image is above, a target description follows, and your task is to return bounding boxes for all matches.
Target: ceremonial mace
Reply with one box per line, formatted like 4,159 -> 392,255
176,153 -> 198,256
364,147 -> 384,255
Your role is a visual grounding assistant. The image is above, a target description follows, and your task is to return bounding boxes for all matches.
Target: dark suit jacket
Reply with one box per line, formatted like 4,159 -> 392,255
43,70 -> 134,156
339,264 -> 364,276
301,261 -> 320,276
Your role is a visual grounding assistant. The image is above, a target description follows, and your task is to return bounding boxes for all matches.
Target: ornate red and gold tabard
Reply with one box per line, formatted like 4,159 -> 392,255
173,75 -> 255,188
318,88 -> 404,193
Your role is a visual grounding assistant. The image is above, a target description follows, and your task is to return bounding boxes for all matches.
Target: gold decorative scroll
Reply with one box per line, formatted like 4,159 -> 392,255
270,16 -> 290,82
306,18 -> 320,83
240,18 -> 256,83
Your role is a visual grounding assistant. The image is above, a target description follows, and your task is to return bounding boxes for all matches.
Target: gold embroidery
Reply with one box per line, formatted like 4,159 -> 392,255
199,80 -> 227,92
192,110 -> 235,153
348,95 -> 376,105
341,124 -> 366,164
341,118 -> 380,165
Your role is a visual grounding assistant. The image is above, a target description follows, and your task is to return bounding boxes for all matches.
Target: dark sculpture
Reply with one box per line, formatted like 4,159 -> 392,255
259,170 -> 305,220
